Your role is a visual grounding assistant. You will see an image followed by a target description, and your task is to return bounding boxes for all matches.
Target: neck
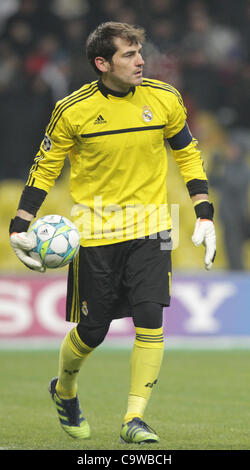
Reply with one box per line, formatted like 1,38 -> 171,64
98,79 -> 135,99
101,74 -> 131,94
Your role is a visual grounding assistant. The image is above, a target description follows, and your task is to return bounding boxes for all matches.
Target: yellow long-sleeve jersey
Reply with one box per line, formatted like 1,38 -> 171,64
26,78 -> 207,246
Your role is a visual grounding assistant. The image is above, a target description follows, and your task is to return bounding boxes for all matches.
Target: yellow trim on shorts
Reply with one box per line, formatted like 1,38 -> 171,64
70,251 -> 80,323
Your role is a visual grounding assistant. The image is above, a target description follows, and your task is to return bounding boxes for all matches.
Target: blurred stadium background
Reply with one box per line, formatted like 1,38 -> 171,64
0,0 -> 249,349
0,0 -> 250,451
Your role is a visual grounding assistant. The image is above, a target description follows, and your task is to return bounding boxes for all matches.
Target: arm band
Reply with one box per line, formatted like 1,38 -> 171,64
18,185 -> 47,216
194,201 -> 214,220
186,179 -> 208,196
167,123 -> 193,150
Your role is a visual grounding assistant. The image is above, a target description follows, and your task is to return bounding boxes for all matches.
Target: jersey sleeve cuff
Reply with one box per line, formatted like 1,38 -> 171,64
18,185 -> 47,216
186,179 -> 208,197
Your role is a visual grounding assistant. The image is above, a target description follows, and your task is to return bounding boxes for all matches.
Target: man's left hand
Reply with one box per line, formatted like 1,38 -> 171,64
192,219 -> 216,270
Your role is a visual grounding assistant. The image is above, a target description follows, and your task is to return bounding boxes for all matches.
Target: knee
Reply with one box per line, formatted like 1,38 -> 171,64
77,322 -> 110,348
132,302 -> 163,329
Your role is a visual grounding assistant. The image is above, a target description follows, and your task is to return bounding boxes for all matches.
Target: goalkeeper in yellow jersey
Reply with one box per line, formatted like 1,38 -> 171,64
9,22 -> 216,444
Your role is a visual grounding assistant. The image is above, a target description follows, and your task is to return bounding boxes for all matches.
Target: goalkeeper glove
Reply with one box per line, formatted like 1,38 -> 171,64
9,217 -> 45,273
192,202 -> 216,270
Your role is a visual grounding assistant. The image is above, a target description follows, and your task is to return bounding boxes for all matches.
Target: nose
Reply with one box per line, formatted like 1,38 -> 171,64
136,52 -> 144,66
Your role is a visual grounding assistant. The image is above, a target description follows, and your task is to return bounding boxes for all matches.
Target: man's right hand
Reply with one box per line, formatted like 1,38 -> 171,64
10,231 -> 46,272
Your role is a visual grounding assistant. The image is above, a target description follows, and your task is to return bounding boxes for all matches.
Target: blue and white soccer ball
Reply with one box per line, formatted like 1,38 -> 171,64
28,214 -> 80,269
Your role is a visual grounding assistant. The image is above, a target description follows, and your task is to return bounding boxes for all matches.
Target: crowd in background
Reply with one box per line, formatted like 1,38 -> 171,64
0,0 -> 249,270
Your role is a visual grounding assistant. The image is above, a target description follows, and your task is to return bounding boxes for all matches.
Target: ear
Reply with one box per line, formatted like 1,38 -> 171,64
94,57 -> 110,73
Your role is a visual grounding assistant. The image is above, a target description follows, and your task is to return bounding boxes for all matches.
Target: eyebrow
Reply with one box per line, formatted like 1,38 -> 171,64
122,47 -> 143,57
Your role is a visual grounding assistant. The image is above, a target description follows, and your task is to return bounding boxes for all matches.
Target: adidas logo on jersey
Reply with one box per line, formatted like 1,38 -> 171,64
94,115 -> 107,124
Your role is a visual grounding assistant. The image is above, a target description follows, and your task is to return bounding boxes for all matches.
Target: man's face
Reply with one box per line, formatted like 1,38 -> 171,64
101,37 -> 145,92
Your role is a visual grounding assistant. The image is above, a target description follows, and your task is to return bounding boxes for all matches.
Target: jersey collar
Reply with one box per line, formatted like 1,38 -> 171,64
98,79 -> 135,99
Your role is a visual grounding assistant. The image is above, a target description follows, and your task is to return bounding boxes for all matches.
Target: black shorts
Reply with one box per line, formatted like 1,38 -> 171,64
66,232 -> 172,327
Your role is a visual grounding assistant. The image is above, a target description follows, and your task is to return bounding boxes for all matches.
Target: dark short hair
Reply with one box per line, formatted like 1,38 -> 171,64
86,21 -> 145,75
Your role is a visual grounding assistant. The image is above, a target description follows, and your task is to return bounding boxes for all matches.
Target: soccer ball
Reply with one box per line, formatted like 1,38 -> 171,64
28,214 -> 80,269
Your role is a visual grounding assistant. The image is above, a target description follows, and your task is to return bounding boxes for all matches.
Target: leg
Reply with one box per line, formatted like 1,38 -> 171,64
50,246 -> 113,439
49,321 -> 110,439
125,301 -> 164,421
120,302 -> 164,444
56,322 -> 109,399
120,234 -> 171,444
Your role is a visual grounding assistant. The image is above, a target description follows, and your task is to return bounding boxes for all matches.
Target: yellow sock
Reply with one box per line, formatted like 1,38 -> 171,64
123,327 -> 164,424
56,327 -> 94,399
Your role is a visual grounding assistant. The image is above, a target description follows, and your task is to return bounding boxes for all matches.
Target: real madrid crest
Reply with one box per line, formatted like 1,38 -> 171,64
81,300 -> 88,316
142,105 -> 153,123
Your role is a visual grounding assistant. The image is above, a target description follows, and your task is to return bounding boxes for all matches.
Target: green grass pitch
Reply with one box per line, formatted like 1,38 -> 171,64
0,348 -> 249,450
